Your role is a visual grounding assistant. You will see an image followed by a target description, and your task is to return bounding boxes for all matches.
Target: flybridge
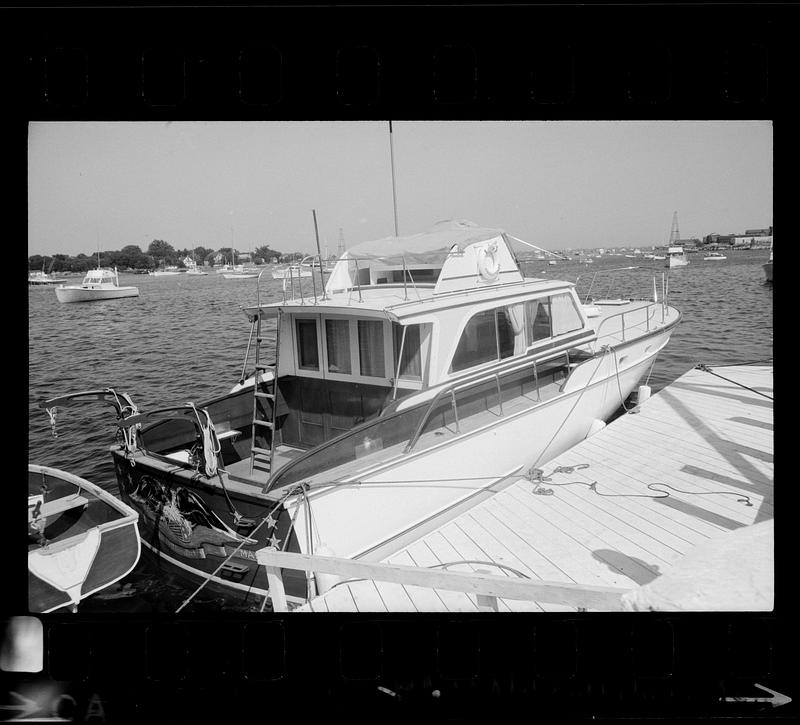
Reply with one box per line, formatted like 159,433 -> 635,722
323,220 -> 525,296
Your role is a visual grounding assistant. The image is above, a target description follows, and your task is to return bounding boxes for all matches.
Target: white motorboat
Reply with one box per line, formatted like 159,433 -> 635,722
223,272 -> 260,279
29,463 -> 141,613
703,252 -> 727,261
185,258 -> 209,275
149,265 -> 182,276
55,267 -> 139,303
28,270 -> 67,286
665,246 -> 689,268
41,220 -> 680,609
271,264 -> 313,279
763,247 -> 772,282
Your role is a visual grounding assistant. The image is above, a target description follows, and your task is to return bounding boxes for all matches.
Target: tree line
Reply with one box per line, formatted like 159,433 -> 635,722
28,240 -> 301,272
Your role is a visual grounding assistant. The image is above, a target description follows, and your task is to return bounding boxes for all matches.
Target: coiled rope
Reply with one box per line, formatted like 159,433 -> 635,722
526,464 -> 754,506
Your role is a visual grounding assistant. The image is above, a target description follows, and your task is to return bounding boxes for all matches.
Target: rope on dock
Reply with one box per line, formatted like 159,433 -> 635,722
695,364 -> 773,401
525,464 -> 753,506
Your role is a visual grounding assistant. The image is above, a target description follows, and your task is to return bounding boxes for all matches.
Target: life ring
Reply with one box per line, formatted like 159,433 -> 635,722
477,243 -> 500,281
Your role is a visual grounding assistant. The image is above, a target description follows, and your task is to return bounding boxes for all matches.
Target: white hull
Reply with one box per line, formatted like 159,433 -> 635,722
149,271 -> 182,276
223,273 -> 260,279
55,285 -> 139,303
667,258 -> 689,268
285,326 -> 673,563
763,261 -> 772,282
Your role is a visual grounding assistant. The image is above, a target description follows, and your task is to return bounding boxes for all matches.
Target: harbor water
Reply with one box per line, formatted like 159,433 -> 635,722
27,250 -> 773,612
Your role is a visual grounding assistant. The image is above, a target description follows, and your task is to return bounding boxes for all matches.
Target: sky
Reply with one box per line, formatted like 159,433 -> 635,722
27,121 -> 772,258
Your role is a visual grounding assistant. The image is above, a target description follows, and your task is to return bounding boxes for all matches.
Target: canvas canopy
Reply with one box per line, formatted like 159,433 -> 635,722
339,219 -> 505,266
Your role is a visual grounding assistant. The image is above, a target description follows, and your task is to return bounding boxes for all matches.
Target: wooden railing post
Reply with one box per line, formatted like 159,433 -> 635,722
263,547 -> 288,612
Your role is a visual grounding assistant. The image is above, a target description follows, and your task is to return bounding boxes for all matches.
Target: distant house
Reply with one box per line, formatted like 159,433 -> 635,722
213,252 -> 225,265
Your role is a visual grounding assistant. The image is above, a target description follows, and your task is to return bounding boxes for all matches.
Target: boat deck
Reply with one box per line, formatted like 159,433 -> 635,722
294,364 -> 773,612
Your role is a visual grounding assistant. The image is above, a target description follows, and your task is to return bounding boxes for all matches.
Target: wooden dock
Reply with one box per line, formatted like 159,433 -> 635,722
269,364 -> 773,612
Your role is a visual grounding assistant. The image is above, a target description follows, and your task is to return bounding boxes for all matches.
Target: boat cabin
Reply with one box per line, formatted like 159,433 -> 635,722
134,221 -> 604,489
80,268 -> 119,288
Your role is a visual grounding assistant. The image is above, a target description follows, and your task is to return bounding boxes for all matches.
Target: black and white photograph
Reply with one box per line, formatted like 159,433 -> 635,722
27,120 -> 773,615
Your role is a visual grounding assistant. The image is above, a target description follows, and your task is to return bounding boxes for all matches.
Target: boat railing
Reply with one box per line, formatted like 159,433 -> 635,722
593,302 -> 664,346
404,353 -> 557,453
282,254 -> 327,304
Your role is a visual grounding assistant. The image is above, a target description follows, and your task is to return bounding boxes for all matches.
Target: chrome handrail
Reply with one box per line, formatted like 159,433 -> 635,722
404,355 -> 544,453
594,302 -> 661,344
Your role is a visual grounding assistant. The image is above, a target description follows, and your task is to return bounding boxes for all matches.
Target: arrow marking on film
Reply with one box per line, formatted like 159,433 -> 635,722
0,691 -> 40,719
722,683 -> 792,707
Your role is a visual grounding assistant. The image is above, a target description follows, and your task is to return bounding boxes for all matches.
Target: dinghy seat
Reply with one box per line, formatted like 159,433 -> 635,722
40,494 -> 89,518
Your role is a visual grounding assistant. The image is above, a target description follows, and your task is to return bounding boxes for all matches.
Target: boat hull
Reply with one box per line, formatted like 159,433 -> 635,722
110,452 -> 308,608
109,316 -> 676,607
763,261 -> 772,282
28,464 -> 141,613
55,286 -> 139,303
285,324 -> 676,563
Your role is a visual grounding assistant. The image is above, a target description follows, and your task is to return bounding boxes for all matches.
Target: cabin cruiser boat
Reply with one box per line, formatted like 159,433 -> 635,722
28,463 -> 141,612
223,266 -> 261,279
28,270 -> 67,286
703,252 -> 727,261
185,259 -> 209,276
665,246 -> 689,268
40,220 -> 680,609
149,266 -> 182,276
55,267 -> 139,303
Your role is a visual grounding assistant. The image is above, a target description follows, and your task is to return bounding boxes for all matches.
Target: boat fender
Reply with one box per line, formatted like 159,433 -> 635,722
587,419 -> 606,438
637,385 -> 651,405
477,242 -> 500,282
313,544 -> 341,596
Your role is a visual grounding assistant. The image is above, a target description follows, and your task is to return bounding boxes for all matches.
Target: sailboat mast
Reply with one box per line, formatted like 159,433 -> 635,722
389,121 -> 399,237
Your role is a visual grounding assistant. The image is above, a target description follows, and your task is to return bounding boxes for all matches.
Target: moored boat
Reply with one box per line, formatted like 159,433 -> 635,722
55,267 -> 139,303
28,270 -> 68,286
28,463 -> 141,612
665,246 -> 689,268
703,252 -> 727,261
271,264 -> 313,279
149,265 -> 182,276
40,220 -> 681,610
763,246 -> 773,282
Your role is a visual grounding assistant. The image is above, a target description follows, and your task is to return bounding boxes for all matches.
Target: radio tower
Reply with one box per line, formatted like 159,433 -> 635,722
669,211 -> 681,245
337,228 -> 346,259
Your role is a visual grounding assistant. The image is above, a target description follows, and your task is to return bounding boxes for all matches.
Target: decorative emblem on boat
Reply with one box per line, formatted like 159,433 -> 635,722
477,242 -> 500,282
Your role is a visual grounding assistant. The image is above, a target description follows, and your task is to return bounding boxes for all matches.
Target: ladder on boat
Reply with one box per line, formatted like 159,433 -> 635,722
249,309 -> 281,476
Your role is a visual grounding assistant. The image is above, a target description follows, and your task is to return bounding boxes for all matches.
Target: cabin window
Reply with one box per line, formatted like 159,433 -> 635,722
296,318 -> 320,371
450,307 -> 516,373
325,319 -> 352,374
550,293 -> 584,336
392,323 -> 422,380
526,298 -> 552,343
358,320 -> 385,378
